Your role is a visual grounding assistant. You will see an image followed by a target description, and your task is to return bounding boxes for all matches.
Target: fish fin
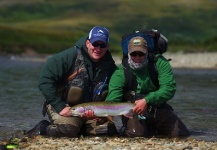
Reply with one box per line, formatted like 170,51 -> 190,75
106,116 -> 114,123
123,110 -> 134,119
123,114 -> 133,119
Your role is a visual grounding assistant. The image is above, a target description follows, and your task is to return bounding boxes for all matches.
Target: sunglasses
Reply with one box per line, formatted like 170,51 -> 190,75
92,41 -> 107,48
130,52 -> 146,57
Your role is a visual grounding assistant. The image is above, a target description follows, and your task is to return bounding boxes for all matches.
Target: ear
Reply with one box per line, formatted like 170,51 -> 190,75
86,39 -> 91,48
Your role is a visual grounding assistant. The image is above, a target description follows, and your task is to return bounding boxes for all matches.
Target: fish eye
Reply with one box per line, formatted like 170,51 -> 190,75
70,108 -> 76,111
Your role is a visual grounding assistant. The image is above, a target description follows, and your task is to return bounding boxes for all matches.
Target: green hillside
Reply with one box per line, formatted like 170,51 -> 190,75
0,0 -> 216,55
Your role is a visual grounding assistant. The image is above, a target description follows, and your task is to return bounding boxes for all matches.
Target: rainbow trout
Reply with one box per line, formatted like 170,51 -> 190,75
70,101 -> 135,118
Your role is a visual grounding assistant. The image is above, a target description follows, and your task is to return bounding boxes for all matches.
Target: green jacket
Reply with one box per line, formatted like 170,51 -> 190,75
106,55 -> 176,105
38,36 -> 117,113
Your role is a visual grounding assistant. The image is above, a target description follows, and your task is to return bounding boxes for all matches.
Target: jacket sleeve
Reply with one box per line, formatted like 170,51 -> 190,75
105,65 -> 125,102
145,57 -> 176,105
38,48 -> 77,113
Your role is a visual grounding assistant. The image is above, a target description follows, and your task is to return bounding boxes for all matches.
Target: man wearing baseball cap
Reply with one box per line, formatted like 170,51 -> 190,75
26,26 -> 117,138
106,36 -> 189,138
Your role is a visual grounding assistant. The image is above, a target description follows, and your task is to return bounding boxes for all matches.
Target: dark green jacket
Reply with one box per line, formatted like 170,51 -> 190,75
38,36 -> 117,113
106,55 -> 176,105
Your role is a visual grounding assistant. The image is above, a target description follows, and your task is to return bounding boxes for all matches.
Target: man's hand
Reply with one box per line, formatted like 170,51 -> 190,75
81,110 -> 101,120
60,107 -> 104,122
59,107 -> 95,118
59,106 -> 72,117
83,110 -> 95,118
133,98 -> 147,115
81,110 -> 105,123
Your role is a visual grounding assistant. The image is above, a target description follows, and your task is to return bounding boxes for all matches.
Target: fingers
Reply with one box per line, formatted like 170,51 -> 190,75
59,106 -> 72,117
133,104 -> 145,115
133,99 -> 148,115
85,110 -> 94,118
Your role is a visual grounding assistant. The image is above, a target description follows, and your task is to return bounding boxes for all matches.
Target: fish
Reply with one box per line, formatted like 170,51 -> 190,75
69,101 -> 135,118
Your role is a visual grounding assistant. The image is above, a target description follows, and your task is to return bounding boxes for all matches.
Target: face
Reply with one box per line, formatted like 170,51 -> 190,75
130,51 -> 146,63
86,40 -> 108,62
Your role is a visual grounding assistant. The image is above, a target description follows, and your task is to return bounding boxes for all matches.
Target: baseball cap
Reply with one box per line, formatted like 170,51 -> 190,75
88,26 -> 109,45
128,36 -> 147,54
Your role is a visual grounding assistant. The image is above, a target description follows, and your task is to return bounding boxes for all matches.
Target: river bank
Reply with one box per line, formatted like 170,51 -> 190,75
5,52 -> 217,69
1,135 -> 217,150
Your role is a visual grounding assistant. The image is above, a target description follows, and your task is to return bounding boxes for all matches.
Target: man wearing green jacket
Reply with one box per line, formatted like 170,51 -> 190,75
106,36 -> 189,138
27,26 -> 117,137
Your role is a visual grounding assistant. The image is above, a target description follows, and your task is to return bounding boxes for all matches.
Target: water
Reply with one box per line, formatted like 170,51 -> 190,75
0,56 -> 217,141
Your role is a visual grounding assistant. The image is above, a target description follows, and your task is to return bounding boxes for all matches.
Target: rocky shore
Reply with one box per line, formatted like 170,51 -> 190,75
1,135 -> 217,150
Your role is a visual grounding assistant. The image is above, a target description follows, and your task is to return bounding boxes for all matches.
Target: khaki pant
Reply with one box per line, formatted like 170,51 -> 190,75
46,105 -> 116,137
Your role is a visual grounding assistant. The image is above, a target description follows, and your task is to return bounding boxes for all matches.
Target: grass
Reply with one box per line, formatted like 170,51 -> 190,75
0,0 -> 216,55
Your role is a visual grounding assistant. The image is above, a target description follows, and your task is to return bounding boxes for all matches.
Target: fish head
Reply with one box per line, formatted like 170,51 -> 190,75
70,107 -> 85,116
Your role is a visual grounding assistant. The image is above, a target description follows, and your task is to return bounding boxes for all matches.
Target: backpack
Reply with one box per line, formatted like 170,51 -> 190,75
121,29 -> 168,91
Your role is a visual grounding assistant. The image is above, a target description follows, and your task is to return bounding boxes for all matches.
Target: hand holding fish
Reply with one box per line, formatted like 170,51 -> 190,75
81,110 -> 94,118
59,106 -> 95,118
59,106 -> 72,117
80,110 -> 106,123
133,98 -> 147,115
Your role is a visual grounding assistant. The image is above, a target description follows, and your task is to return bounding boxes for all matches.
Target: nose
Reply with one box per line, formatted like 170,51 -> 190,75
95,46 -> 103,51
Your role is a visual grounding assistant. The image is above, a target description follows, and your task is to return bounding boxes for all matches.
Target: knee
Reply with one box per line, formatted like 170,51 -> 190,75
47,124 -> 81,138
177,128 -> 190,137
167,119 -> 191,138
121,116 -> 149,138
170,129 -> 190,138
67,86 -> 83,106
124,126 -> 149,138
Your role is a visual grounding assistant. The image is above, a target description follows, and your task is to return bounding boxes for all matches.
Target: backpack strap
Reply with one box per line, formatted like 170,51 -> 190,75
148,53 -> 159,88
122,57 -> 137,92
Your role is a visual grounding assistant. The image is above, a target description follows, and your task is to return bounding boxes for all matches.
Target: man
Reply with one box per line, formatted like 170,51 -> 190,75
27,26 -> 117,138
106,36 -> 190,138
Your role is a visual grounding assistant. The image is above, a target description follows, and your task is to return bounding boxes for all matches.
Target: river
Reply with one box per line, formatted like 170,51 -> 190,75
0,56 -> 216,142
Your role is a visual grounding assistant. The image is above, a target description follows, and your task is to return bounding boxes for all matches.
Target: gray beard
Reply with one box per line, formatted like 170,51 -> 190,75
128,53 -> 148,70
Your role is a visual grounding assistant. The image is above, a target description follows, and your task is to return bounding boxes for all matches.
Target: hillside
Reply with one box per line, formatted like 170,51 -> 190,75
0,0 -> 216,55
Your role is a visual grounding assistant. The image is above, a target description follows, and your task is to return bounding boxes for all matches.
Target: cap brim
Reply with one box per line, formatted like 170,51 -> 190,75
129,47 -> 147,54
90,37 -> 107,45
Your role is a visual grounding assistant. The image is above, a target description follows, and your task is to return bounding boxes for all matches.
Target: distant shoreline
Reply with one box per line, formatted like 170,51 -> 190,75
2,52 -> 217,69
114,52 -> 217,69
163,52 -> 217,69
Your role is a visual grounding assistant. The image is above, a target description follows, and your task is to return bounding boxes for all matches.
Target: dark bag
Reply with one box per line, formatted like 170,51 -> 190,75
121,29 -> 169,57
121,29 -> 169,90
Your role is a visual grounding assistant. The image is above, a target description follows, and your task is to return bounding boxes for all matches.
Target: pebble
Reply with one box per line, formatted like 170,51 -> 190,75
1,136 -> 215,150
